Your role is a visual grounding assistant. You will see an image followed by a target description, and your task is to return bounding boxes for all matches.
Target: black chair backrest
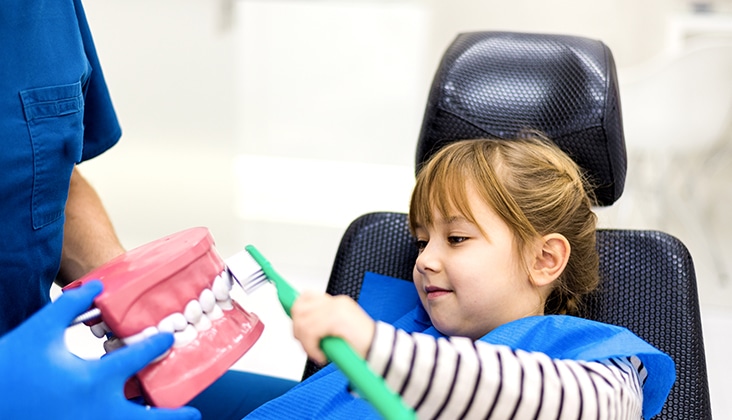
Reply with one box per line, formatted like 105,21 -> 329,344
306,32 -> 712,419
417,31 -> 626,207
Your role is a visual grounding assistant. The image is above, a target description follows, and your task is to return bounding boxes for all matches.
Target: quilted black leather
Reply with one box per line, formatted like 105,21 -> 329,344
590,229 -> 711,419
417,32 -> 626,206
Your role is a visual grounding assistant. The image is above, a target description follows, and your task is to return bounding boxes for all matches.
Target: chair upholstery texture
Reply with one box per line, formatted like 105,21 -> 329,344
417,31 -> 626,206
590,229 -> 711,419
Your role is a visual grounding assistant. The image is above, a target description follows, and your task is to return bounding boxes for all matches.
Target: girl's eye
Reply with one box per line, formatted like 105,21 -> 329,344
448,236 -> 467,245
414,239 -> 428,251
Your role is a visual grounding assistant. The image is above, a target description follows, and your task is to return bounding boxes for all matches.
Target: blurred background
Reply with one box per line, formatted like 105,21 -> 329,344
60,0 -> 731,417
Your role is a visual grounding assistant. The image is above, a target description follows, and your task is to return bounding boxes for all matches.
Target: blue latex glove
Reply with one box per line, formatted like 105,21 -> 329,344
0,280 -> 201,420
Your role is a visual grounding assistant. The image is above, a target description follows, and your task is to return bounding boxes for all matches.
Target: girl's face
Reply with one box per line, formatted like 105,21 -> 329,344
412,184 -> 544,340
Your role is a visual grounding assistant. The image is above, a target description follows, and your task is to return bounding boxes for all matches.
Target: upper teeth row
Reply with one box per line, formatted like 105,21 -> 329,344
92,270 -> 235,349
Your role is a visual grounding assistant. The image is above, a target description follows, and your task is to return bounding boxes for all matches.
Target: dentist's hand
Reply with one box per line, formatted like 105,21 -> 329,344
0,280 -> 201,420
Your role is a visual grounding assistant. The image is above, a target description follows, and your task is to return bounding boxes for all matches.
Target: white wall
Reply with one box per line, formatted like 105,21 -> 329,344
81,0 -> 703,261
425,0 -> 681,67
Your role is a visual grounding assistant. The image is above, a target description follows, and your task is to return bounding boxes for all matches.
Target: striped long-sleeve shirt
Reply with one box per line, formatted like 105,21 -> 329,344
366,322 -> 646,420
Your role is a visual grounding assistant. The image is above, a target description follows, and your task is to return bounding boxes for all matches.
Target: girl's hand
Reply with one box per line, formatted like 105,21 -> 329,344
291,291 -> 376,365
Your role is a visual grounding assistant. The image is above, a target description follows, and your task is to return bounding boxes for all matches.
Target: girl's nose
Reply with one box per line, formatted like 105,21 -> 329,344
415,242 -> 441,274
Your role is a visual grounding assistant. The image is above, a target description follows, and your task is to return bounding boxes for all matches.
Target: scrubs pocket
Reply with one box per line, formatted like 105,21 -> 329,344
20,82 -> 84,229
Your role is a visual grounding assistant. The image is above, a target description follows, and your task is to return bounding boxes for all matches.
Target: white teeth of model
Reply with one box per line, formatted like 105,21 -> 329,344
184,299 -> 203,324
218,298 -> 233,311
221,269 -> 235,288
124,326 -> 160,346
91,321 -> 110,338
174,324 -> 197,348
158,312 -> 189,334
212,274 -> 230,301
199,288 -> 216,313
170,312 -> 188,331
119,280 -> 236,351
193,314 -> 213,332
157,314 -> 177,334
208,303 -> 224,320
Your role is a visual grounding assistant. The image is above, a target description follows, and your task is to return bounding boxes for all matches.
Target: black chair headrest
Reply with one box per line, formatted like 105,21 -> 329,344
416,31 -> 627,206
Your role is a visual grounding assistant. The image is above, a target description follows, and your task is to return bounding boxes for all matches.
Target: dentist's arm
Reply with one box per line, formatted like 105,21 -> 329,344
57,167 -> 125,286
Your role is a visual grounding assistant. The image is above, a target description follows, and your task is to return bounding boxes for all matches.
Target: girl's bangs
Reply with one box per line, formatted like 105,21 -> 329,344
410,159 -> 476,232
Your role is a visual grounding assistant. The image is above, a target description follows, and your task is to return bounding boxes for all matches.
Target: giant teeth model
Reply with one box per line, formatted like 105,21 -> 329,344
64,227 -> 264,408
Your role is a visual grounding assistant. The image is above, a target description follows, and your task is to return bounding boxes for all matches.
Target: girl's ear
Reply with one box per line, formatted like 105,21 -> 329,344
529,233 -> 570,288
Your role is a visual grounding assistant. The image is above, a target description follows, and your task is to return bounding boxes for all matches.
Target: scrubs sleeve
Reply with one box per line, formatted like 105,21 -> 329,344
74,0 -> 122,162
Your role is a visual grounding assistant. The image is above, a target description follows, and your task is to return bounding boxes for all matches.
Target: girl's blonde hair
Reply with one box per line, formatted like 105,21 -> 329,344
408,136 -> 599,315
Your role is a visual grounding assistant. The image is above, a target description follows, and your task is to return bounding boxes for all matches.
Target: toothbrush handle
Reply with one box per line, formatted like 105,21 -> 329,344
244,245 -> 415,420
320,336 -> 415,420
273,276 -> 414,420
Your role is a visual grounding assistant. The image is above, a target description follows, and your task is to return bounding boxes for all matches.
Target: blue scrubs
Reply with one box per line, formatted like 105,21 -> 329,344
0,0 -> 121,335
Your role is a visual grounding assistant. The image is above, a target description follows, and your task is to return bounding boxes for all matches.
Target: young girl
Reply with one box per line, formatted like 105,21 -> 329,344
247,136 -> 675,419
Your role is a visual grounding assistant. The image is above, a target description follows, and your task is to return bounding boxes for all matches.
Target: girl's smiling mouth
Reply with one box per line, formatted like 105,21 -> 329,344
425,285 -> 452,300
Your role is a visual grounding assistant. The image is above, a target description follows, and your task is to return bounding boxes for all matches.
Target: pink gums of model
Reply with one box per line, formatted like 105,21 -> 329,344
63,227 -> 264,408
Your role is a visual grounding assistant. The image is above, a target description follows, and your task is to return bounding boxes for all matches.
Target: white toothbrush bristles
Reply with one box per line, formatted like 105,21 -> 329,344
224,250 -> 272,295
241,269 -> 270,294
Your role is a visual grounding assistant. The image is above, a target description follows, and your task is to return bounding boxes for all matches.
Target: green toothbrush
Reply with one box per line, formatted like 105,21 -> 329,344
238,244 -> 416,420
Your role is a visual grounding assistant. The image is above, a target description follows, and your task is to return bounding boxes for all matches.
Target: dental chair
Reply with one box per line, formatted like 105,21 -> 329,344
304,32 -> 712,419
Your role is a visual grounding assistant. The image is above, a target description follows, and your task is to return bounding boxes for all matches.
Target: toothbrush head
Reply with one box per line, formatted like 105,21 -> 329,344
226,245 -> 299,316
223,249 -> 270,294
